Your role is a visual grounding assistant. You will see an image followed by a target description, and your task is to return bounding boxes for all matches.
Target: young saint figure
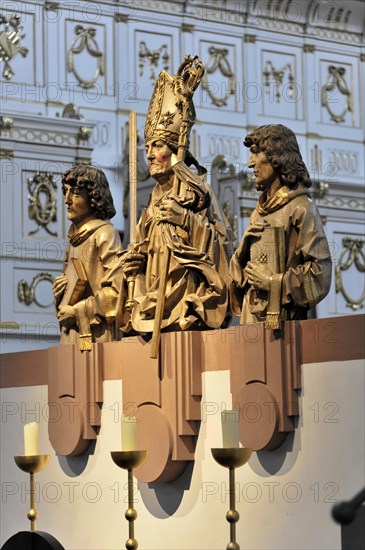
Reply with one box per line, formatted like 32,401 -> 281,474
230,124 -> 332,328
118,61 -> 232,334
53,165 -> 123,349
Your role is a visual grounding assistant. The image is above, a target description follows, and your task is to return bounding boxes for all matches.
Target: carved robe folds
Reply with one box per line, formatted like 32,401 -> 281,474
58,219 -> 123,344
230,184 -> 332,323
119,163 -> 232,334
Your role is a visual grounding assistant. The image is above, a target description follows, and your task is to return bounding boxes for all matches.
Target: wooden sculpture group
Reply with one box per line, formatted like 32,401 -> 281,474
51,55 -> 332,478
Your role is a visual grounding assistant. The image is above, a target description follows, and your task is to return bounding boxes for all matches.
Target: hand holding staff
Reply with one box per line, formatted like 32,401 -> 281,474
150,56 -> 205,358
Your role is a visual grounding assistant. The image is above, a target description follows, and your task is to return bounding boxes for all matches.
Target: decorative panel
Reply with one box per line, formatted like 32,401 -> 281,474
199,41 -> 237,111
319,60 -> 355,126
21,169 -> 64,240
0,5 -> 44,115
0,8 -> 36,85
196,33 -> 244,116
44,8 -> 116,111
134,29 -> 174,100
117,20 -> 180,111
0,260 -> 61,337
14,266 -> 57,313
331,230 -> 365,315
306,50 -> 362,140
207,133 -> 242,160
260,49 -> 301,120
65,20 -> 109,94
89,119 -> 112,150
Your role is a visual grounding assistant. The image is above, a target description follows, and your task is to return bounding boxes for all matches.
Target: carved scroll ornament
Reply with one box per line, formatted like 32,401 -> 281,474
0,14 -> 28,80
335,238 -> 365,310
27,172 -> 57,236
67,25 -> 105,88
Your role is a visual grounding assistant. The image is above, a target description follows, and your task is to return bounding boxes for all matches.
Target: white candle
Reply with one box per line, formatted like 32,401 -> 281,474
221,410 -> 240,448
121,415 -> 137,451
24,422 -> 40,456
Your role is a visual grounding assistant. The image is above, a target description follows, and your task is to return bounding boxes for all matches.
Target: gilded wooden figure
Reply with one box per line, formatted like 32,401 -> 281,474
230,124 -> 332,328
118,57 -> 232,338
53,165 -> 123,350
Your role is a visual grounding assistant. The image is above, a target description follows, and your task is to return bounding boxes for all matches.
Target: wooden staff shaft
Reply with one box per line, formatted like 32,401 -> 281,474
150,143 -> 187,359
126,111 -> 137,311
129,110 -> 137,243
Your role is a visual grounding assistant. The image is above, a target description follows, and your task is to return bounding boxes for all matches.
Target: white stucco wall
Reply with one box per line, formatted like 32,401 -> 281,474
1,359 -> 364,550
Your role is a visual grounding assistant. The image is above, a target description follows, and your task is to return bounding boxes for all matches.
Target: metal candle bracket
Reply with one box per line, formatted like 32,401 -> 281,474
111,450 -> 149,550
14,454 -> 51,532
211,447 -> 252,550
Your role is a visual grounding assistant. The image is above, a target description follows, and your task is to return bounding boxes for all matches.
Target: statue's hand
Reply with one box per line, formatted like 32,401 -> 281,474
53,275 -> 68,300
158,195 -> 186,227
245,261 -> 273,291
57,305 -> 76,328
120,251 -> 146,278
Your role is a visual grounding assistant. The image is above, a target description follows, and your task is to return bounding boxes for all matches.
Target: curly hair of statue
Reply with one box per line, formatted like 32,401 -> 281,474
244,124 -> 312,189
62,165 -> 116,219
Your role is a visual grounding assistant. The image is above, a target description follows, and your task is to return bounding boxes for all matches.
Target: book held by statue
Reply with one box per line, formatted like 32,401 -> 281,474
59,258 -> 88,307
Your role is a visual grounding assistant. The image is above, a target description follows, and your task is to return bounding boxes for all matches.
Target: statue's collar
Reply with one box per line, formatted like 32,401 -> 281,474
68,219 -> 109,246
257,184 -> 310,215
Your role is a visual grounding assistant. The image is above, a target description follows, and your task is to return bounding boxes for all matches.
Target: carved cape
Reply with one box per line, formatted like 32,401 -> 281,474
230,184 -> 332,323
57,219 -> 123,344
119,162 -> 232,333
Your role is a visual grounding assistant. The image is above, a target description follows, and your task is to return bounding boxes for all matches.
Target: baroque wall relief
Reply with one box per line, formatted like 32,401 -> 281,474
27,172 -> 58,237
335,237 -> 365,311
0,8 -> 37,88
199,40 -> 239,111
0,14 -> 28,80
64,18 -> 114,99
138,41 -> 169,85
18,272 -> 55,308
262,59 -> 295,103
13,266 -> 60,315
201,46 -> 236,107
321,64 -> 353,124
67,24 -> 105,89
134,30 -> 173,100
260,49 -> 300,120
21,168 -> 66,241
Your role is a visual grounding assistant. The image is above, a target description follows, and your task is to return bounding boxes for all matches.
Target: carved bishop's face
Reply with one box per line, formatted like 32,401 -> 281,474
145,139 -> 174,184
63,184 -> 94,228
248,146 -> 279,193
